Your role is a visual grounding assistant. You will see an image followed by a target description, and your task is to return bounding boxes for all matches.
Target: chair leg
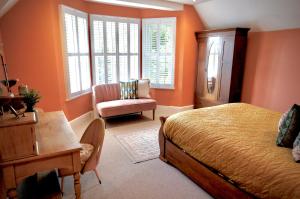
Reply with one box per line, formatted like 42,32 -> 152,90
94,169 -> 102,184
60,177 -> 64,195
152,109 -> 155,120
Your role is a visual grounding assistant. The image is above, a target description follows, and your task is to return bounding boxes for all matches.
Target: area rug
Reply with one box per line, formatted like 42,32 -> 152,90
112,126 -> 160,163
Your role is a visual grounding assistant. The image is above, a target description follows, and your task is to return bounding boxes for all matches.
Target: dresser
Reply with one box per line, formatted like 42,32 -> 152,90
194,28 -> 249,108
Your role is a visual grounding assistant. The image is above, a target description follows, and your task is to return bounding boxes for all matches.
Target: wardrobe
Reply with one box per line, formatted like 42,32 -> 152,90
194,28 -> 249,108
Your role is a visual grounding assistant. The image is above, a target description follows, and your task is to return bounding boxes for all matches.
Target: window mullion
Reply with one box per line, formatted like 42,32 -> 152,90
116,21 -> 120,82
137,21 -> 140,79
75,16 -> 82,93
103,20 -> 108,84
127,22 -> 131,80
156,24 -> 160,85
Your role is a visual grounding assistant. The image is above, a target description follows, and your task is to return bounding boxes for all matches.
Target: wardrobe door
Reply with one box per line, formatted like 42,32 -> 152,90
195,37 -> 208,108
218,35 -> 235,103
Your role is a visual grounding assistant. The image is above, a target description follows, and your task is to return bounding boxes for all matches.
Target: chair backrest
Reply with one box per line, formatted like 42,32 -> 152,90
80,118 -> 105,173
92,83 -> 121,104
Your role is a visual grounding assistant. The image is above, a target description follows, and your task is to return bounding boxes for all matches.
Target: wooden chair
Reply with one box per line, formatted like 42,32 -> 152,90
58,118 -> 105,193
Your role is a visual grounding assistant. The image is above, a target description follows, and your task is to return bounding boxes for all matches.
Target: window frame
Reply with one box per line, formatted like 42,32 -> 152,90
60,5 -> 91,100
90,14 -> 141,85
142,17 -> 176,89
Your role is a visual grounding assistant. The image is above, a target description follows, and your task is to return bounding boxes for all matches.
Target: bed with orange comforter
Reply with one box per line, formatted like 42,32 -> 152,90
161,103 -> 300,199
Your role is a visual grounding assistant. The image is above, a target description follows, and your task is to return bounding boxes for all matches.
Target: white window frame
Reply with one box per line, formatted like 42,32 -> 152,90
90,14 -> 140,84
60,5 -> 91,100
142,17 -> 176,89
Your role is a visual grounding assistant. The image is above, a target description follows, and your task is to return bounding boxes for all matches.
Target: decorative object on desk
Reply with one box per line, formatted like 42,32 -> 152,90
22,89 -> 41,112
0,54 -> 18,97
18,84 -> 29,95
0,96 -> 26,118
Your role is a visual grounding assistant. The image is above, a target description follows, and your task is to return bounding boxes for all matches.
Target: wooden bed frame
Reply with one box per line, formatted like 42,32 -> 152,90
159,117 -> 255,199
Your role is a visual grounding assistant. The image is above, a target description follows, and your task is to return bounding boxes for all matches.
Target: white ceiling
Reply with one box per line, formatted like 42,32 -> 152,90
193,0 -> 300,31
87,0 -> 183,11
164,0 -> 195,5
2,0 -> 300,31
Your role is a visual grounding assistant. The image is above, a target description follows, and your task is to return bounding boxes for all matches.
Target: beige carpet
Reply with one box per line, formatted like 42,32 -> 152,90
111,125 -> 160,163
64,115 -> 212,199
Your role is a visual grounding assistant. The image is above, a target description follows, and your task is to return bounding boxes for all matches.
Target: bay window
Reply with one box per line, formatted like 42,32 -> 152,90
61,6 -> 91,99
142,17 -> 176,89
91,15 -> 140,84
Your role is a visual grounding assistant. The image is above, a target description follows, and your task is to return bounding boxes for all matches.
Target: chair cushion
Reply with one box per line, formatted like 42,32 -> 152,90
97,98 -> 157,118
138,79 -> 151,98
80,143 -> 94,165
120,80 -> 138,99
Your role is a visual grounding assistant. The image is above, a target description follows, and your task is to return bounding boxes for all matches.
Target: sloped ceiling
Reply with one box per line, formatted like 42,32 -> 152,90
193,0 -> 300,32
0,0 -> 18,18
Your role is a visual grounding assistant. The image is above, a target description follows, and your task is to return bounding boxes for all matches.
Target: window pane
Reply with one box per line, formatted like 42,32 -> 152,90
80,56 -> 91,90
119,56 -> 128,82
142,18 -> 175,88
159,55 -> 172,85
107,56 -> 117,83
159,24 -> 173,54
130,55 -> 138,79
93,20 -> 104,53
106,21 -> 116,53
77,17 -> 89,53
68,56 -> 80,93
95,56 -> 105,84
130,23 -> 138,53
64,13 -> 78,53
143,55 -> 158,84
150,24 -> 158,53
119,23 -> 128,53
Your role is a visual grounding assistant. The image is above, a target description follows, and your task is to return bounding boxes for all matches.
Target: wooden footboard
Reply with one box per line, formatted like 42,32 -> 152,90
159,117 -> 254,199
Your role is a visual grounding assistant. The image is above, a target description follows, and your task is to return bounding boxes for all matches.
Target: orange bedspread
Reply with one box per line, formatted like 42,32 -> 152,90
163,103 -> 300,199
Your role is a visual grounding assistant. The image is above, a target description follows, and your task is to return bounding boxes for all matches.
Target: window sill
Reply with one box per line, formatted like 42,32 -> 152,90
65,90 -> 92,102
150,86 -> 175,90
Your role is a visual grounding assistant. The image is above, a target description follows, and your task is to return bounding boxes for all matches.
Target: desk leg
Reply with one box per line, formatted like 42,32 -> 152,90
2,166 -> 17,199
7,189 -> 17,199
73,172 -> 81,199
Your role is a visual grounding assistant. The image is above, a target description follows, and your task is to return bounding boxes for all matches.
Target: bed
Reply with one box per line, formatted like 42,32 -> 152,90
159,103 -> 300,199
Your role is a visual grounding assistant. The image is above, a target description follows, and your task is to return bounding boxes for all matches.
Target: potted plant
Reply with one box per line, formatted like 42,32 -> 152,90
22,89 -> 41,112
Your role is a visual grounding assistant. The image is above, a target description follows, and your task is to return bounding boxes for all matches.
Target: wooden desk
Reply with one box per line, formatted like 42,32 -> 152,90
0,111 -> 82,199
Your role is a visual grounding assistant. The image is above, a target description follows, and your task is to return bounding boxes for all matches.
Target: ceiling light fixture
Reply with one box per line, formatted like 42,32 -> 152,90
89,0 -> 178,11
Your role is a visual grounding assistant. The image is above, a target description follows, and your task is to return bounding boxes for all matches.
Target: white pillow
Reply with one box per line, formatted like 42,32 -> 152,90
138,79 -> 151,98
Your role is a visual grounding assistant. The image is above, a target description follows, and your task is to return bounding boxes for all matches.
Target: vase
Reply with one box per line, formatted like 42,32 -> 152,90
25,104 -> 35,112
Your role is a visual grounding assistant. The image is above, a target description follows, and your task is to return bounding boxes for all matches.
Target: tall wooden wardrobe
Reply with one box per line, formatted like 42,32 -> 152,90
194,28 -> 249,108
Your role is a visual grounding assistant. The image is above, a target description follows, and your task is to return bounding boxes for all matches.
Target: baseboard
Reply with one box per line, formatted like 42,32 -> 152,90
141,104 -> 194,119
69,105 -> 194,124
155,105 -> 193,117
157,105 -> 194,112
69,111 -> 93,127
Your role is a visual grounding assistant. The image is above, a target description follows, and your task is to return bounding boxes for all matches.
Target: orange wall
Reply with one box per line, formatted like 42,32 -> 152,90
0,0 -> 203,120
242,28 -> 300,112
0,0 -> 62,111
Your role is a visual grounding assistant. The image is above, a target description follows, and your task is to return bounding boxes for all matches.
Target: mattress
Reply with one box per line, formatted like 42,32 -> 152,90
163,103 -> 300,199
